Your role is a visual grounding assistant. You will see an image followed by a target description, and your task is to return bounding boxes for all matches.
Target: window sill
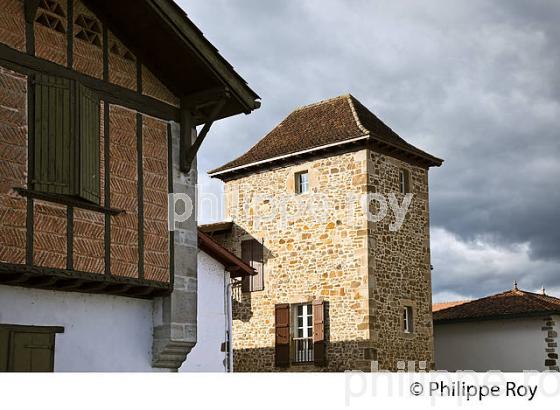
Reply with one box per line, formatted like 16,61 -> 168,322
13,188 -> 125,215
290,360 -> 315,366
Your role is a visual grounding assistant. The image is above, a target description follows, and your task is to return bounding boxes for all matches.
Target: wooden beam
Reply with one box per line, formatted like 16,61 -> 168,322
24,0 -> 41,23
181,86 -> 230,110
181,98 -> 227,172
179,102 -> 194,172
0,43 -> 180,122
14,188 -> 125,216
0,263 -> 171,299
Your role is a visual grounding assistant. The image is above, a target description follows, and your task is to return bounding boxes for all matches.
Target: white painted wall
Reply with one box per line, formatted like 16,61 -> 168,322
180,251 -> 229,372
434,317 -> 554,372
0,284 -> 164,372
0,251 -> 231,372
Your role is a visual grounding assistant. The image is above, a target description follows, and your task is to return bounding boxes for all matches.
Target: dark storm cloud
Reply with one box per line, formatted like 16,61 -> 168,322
180,0 -> 560,299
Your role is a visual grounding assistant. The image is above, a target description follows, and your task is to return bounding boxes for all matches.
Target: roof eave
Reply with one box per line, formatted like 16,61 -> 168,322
209,134 -> 443,179
434,310 -> 560,324
149,0 -> 261,113
198,229 -> 255,278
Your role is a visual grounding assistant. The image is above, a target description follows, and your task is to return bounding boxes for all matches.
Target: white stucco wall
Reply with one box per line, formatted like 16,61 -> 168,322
180,251 -> 229,372
0,284 -> 162,372
434,317 -> 555,372
1,251 -> 231,372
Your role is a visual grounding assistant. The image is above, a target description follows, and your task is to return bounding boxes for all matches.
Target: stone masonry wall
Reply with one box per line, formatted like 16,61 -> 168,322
218,147 -> 435,371
366,149 -> 434,370
221,150 -> 371,371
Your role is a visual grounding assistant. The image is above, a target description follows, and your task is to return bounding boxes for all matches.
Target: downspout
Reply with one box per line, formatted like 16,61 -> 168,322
224,271 -> 234,372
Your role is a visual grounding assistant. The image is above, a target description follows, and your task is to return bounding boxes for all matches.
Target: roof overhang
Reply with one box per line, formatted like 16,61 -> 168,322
434,310 -> 560,325
198,229 -> 255,278
209,134 -> 443,180
199,221 -> 234,235
83,0 -> 260,123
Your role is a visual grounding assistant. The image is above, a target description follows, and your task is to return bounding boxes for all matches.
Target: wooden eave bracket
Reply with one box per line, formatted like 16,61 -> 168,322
180,88 -> 230,172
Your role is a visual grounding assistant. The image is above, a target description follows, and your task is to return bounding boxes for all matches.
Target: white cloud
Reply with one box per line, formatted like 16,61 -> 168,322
431,227 -> 560,300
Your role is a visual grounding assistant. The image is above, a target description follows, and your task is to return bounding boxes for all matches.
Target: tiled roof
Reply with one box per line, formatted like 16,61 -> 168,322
432,300 -> 469,312
433,288 -> 560,323
209,94 -> 443,176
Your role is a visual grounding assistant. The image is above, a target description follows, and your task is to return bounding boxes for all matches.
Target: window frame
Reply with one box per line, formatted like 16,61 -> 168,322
292,303 -> 314,364
295,170 -> 309,194
403,306 -> 413,334
399,168 -> 411,194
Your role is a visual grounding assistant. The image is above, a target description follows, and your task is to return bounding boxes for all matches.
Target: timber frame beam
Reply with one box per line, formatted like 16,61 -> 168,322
0,43 -> 180,122
0,263 -> 171,299
24,0 -> 41,24
180,88 -> 230,172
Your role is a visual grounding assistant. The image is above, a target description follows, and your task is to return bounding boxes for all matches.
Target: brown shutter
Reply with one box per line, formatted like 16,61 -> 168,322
252,239 -> 264,291
274,303 -> 290,368
313,299 -> 326,366
241,240 -> 252,292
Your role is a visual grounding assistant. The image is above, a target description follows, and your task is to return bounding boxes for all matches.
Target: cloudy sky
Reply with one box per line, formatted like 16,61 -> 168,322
179,0 -> 560,302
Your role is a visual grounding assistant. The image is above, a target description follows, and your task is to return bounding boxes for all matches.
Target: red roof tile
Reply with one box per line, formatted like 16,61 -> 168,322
432,300 -> 469,312
433,288 -> 560,323
209,94 -> 443,177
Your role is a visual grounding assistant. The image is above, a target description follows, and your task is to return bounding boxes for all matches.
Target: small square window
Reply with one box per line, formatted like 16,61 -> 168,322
399,169 -> 411,194
295,171 -> 309,194
403,306 -> 413,333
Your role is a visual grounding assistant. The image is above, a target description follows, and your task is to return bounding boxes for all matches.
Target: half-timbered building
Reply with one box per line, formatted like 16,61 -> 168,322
0,0 -> 259,371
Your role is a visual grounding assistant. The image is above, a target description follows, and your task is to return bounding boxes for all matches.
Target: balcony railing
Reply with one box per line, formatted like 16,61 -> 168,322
293,337 -> 313,363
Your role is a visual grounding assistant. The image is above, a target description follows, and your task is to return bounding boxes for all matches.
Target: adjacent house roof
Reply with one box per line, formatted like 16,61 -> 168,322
199,221 -> 234,235
432,300 -> 469,312
198,229 -> 254,277
433,288 -> 560,323
84,0 -> 260,121
209,94 -> 443,178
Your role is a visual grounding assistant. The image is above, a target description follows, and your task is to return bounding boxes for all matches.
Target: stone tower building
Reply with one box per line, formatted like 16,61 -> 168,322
206,95 -> 443,371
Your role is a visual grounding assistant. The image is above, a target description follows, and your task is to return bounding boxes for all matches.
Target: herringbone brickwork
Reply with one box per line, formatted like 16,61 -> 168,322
0,67 -> 27,264
72,0 -> 103,78
109,105 -> 138,278
34,0 -> 67,66
142,65 -> 179,108
108,32 -> 136,91
73,208 -> 104,273
33,200 -> 67,269
0,0 -> 26,52
142,116 -> 169,282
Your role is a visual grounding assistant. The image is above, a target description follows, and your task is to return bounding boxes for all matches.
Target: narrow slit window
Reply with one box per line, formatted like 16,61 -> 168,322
399,169 -> 411,194
403,306 -> 413,333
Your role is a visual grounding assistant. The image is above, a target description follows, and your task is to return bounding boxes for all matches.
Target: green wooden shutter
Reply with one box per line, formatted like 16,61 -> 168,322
34,74 -> 73,195
10,331 -> 55,372
241,240 -> 252,292
0,328 -> 9,371
77,83 -> 100,204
